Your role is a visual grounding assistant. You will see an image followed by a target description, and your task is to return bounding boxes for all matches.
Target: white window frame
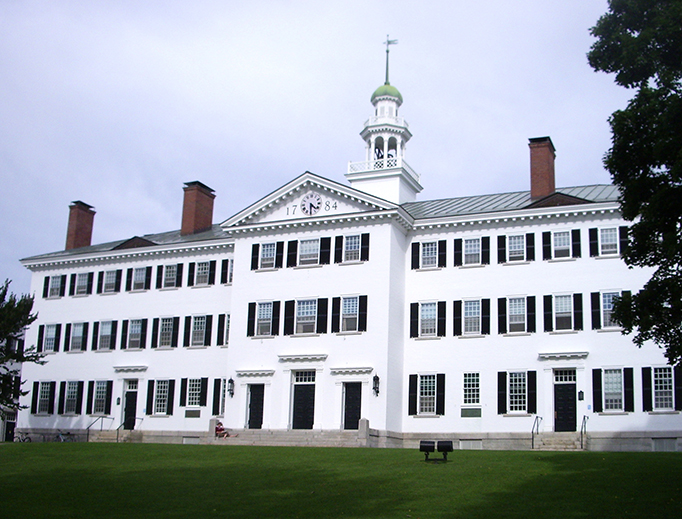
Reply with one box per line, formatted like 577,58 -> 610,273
298,239 -> 320,266
341,296 -> 359,332
128,319 -> 143,349
421,242 -> 438,269
463,300 -> 481,335
64,381 -> 79,414
653,367 -> 674,410
464,238 -> 481,265
195,261 -> 210,286
132,268 -> 147,291
98,321 -> 113,350
554,294 -> 573,331
93,380 -> 108,415
602,291 -> 620,328
463,372 -> 480,405
186,378 -> 202,407
163,264 -> 177,288
344,235 -> 361,263
508,297 -> 526,333
38,381 -> 52,414
419,302 -> 437,337
48,275 -> 62,298
75,273 -> 89,295
600,228 -> 619,255
418,374 -> 437,415
154,380 -> 170,415
224,314 -> 230,344
44,324 -> 57,353
260,243 -> 277,269
257,302 -> 273,336
191,316 -> 206,346
103,270 -> 117,293
226,259 -> 234,284
553,231 -> 571,259
70,322 -> 85,351
508,371 -> 527,413
508,235 -> 525,262
603,368 -> 623,411
296,299 -> 317,334
159,317 -> 174,348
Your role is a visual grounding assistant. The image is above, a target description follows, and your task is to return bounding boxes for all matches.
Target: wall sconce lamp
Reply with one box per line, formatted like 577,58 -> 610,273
228,378 -> 235,398
578,390 -> 584,401
373,374 -> 380,396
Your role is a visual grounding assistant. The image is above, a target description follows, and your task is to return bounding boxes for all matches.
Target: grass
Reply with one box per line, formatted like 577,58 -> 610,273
0,443 -> 680,518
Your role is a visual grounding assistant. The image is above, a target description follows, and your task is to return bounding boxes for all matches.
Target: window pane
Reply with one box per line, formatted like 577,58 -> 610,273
260,243 -> 276,269
154,380 -> 169,414
600,228 -> 618,254
64,381 -> 79,414
49,276 -> 62,297
508,235 -> 525,261
133,268 -> 146,290
464,238 -> 480,265
160,318 -> 173,347
553,231 -> 570,258
509,372 -> 526,412
187,378 -> 202,407
38,382 -> 52,414
508,297 -> 525,332
192,316 -> 206,346
464,300 -> 480,334
163,265 -> 177,288
104,270 -> 117,292
257,302 -> 273,336
342,297 -> 359,332
421,242 -> 437,267
344,235 -> 360,262
129,320 -> 142,348
419,374 -> 436,414
603,369 -> 623,410
71,323 -> 84,351
299,239 -> 320,265
296,300 -> 317,334
555,295 -> 573,330
76,273 -> 89,295
463,372 -> 479,404
420,302 -> 437,336
44,324 -> 57,352
654,367 -> 673,410
196,262 -> 210,285
602,292 -> 619,327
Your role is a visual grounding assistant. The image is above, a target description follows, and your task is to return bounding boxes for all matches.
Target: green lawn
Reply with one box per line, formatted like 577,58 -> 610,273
0,443 -> 679,518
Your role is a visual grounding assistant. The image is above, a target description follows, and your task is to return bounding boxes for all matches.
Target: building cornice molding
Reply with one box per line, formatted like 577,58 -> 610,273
278,354 -> 328,363
329,366 -> 374,375
235,370 -> 276,378
113,365 -> 148,373
538,351 -> 589,361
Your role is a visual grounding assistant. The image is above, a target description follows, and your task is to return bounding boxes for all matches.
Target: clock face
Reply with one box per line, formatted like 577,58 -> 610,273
300,192 -> 322,216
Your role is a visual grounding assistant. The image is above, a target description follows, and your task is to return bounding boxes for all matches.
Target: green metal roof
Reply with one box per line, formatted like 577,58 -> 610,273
371,83 -> 403,104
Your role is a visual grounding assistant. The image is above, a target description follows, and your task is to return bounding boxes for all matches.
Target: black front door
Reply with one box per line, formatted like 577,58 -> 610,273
554,383 -> 577,432
292,384 -> 315,429
343,382 -> 362,430
248,384 -> 264,429
4,420 -> 15,442
124,390 -> 137,430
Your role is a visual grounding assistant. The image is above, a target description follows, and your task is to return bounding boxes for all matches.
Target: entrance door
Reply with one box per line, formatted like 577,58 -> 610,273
343,382 -> 362,430
123,380 -> 138,430
554,370 -> 577,432
248,384 -> 264,429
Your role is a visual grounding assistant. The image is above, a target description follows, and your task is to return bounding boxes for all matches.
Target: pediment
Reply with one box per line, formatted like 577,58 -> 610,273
112,236 -> 157,250
526,192 -> 591,209
221,172 -> 399,229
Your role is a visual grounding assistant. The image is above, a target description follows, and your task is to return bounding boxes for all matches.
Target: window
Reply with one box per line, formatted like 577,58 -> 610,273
341,297 -> 359,332
603,369 -> 623,411
98,321 -> 114,350
600,228 -> 618,255
463,372 -> 480,405
421,242 -> 438,268
408,373 -> 445,416
499,296 -> 535,334
104,270 -> 118,292
69,323 -> 86,351
299,239 -> 320,266
48,275 -> 64,298
44,324 -> 58,352
654,367 -> 674,410
508,235 -> 525,262
128,319 -> 143,349
164,264 -> 177,288
296,299 -> 317,334
464,300 -> 481,335
589,226 -> 628,257
454,299 -> 490,336
411,240 -> 446,269
217,314 -> 230,345
420,302 -> 437,337
464,238 -> 481,265
334,233 -> 369,263
602,292 -> 619,328
257,302 -> 273,336
213,377 -> 227,416
191,316 -> 206,346
221,258 -> 234,283
553,231 -> 571,258
186,378 -> 202,407
410,301 -> 445,337
154,380 -> 171,415
64,381 -> 80,414
93,381 -> 109,414
38,381 -> 54,414
508,372 -> 527,412
260,243 -> 277,269
133,268 -> 147,290
543,294 -> 583,332
195,262 -> 210,285
344,235 -> 361,262
181,378 -> 208,408
498,234 -> 535,264
555,295 -> 573,330
508,298 -> 526,333
75,273 -> 89,295
591,291 -> 628,329
543,230 -> 581,260
159,318 -> 174,347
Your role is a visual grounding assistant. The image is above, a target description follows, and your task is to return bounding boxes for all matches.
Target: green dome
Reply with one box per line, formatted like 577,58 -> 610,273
371,83 -> 403,104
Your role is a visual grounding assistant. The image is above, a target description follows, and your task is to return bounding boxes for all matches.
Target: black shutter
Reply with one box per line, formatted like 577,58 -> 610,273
144,266 -> 152,290
69,274 -> 76,296
453,300 -> 462,336
58,381 -> 66,414
37,325 -> 44,352
60,275 -> 67,296
43,276 -> 50,298
212,379 -> 222,415
105,381 -> 113,415
411,243 -> 420,270
166,380 -> 175,415
54,324 -> 61,352
251,244 -> 260,270
208,261 -> 216,285
151,318 -> 159,348
619,226 -> 629,255
573,293 -> 583,330
674,366 -> 682,411
331,297 -> 341,333
642,367 -> 653,412
247,303 -> 256,337
481,236 -> 490,265
436,374 -> 446,415
97,271 -> 104,294
221,259 -> 230,283
495,298 -> 508,334
358,295 -> 368,332
91,322 -> 99,350
140,319 -> 147,349
86,272 -> 94,294
453,239 -> 463,266
360,233 -> 370,261
543,295 -> 553,332
287,240 -> 298,268
283,300 -> 295,335
204,315 -> 213,346
592,369 -> 603,413
76,381 -> 84,414
481,299 -> 490,335
82,323 -> 89,351
624,368 -> 634,412
180,379 -> 187,406
497,372 -> 507,414
86,380 -> 94,414
271,301 -> 280,336
437,240 -> 447,268
334,236 -> 343,263
156,266 -> 163,289
408,375 -> 418,415
217,314 -> 225,345
113,270 -> 122,292
275,241 -> 284,268
187,263 -> 195,286
526,233 -> 535,261
571,229 -> 581,258
31,381 -> 39,414
120,320 -> 128,349
437,301 -> 446,337
175,264 -> 183,287
316,298 -> 328,334
320,237 -> 331,265
48,382 -> 56,414
64,323 -> 71,352
410,303 -> 419,338
200,378 -> 208,407
126,268 -> 133,291
591,292 -> 601,330
589,228 -> 599,257
497,235 -> 506,264
527,371 -> 537,414
146,380 -> 154,415
527,296 -> 536,333
184,316 -> 192,346
111,321 -> 118,350
171,317 -> 179,347
542,231 -> 551,260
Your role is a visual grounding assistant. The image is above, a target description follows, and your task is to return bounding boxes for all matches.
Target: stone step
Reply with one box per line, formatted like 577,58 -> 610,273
535,432 -> 584,451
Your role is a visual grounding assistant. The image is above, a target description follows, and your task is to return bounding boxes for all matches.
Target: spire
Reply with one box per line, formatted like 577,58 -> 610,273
384,35 -> 398,85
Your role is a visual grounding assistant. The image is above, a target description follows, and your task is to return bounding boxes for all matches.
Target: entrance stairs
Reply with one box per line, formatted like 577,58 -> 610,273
534,432 -> 584,451
88,430 -> 142,443
208,428 -> 368,448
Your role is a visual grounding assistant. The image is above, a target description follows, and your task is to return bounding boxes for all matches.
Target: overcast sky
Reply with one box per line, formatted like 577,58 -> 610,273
1,1 -> 630,295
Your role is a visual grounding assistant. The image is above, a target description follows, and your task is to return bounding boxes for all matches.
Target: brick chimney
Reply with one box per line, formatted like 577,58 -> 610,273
65,201 -> 95,250
181,181 -> 215,236
529,136 -> 556,200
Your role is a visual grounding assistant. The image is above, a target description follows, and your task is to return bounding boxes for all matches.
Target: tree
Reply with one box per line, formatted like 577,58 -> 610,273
588,0 -> 682,365
0,279 -> 43,416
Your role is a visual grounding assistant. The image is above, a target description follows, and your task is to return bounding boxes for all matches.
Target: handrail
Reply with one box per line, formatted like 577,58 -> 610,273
531,415 -> 543,449
580,415 -> 589,449
85,416 -> 114,442
116,417 -> 144,443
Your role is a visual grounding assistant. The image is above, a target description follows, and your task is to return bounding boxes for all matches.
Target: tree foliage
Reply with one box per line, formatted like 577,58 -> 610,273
588,0 -> 682,365
0,279 -> 43,415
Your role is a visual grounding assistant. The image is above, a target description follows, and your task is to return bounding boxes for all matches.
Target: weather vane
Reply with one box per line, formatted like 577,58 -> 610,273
384,35 -> 398,85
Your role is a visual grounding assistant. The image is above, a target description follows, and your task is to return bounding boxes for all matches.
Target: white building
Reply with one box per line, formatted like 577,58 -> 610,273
16,76 -> 682,451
